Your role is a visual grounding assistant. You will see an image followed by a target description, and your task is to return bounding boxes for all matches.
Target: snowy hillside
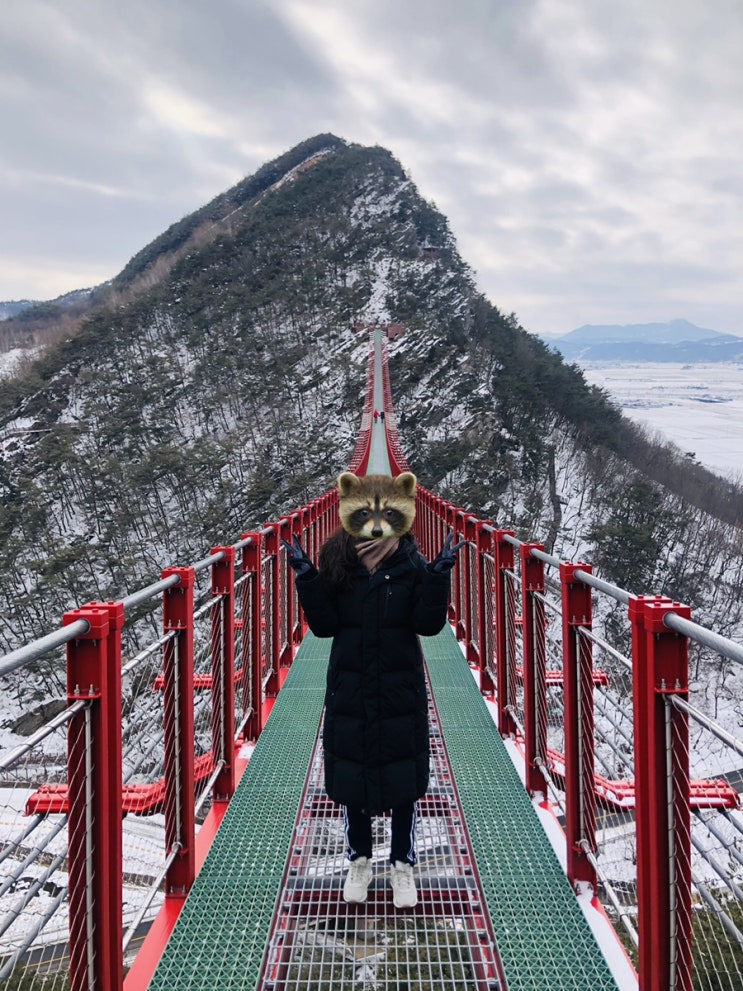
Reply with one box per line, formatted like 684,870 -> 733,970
0,134 -> 742,726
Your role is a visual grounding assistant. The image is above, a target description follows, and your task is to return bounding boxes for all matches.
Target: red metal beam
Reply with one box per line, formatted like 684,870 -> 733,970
520,543 -> 549,796
241,532 -> 264,741
560,561 -> 597,890
64,605 -> 122,991
211,546 -> 237,802
475,522 -> 496,696
493,530 -> 517,738
514,665 -> 608,685
543,746 -> 738,810
162,566 -> 196,898
630,595 -> 693,991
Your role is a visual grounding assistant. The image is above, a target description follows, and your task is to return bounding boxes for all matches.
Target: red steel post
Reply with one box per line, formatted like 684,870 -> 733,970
97,600 -> 124,986
427,494 -> 439,562
65,605 -> 122,991
320,493 -> 330,548
447,506 -> 462,628
263,524 -> 281,695
330,488 -> 339,534
431,494 -> 440,561
211,546 -> 236,802
454,510 -> 467,641
438,498 -> 447,557
560,562 -> 597,889
462,515 -> 478,660
161,566 -> 196,897
427,493 -> 437,561
323,490 -> 335,546
294,511 -> 308,641
629,591 -> 654,973
241,533 -> 264,740
278,517 -> 295,667
630,595 -> 693,991
317,496 -> 325,552
453,511 -> 464,638
493,530 -> 517,737
520,544 -> 548,795
415,490 -> 429,558
475,523 -> 496,696
424,491 -> 434,559
415,492 -> 427,563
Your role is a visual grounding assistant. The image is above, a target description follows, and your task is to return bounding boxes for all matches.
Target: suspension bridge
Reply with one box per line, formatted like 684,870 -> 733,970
1,329 -> 742,991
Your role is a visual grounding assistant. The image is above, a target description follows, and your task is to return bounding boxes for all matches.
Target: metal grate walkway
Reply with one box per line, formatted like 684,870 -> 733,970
147,635 -> 328,990
259,679 -> 502,988
424,625 -> 620,990
148,627 -> 620,990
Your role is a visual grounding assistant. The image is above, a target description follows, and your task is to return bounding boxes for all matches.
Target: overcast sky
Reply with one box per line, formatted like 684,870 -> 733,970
2,0 -> 742,338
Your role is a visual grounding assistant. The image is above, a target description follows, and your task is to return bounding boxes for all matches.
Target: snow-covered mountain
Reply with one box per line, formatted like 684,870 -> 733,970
1,135 -> 742,716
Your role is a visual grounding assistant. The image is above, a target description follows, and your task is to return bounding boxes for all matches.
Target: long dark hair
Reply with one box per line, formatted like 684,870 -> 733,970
318,528 -> 359,589
318,528 -> 417,589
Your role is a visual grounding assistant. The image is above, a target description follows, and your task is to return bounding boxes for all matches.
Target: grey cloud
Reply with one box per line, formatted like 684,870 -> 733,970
118,0 -> 339,104
342,0 -> 574,108
1,0 -> 742,338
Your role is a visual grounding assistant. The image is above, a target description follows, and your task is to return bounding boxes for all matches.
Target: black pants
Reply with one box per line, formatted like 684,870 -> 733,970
344,803 -> 417,865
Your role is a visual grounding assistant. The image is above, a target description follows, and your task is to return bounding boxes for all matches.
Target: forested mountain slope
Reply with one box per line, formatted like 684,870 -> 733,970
1,135 -> 742,679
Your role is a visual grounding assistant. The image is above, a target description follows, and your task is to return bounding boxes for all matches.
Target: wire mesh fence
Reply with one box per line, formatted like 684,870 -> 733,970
0,503 -> 338,990
0,700 -> 74,991
3,482 -> 743,989
419,504 -> 743,991
674,692 -> 743,991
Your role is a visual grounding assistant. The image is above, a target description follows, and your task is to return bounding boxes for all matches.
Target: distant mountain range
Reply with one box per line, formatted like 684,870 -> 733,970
0,288 -> 96,323
547,319 -> 743,362
0,299 -> 39,321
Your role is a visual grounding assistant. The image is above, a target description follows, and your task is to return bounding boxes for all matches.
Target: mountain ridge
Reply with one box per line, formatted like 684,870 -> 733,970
560,318 -> 725,343
547,318 -> 743,362
1,135 -> 742,670
0,300 -> 40,321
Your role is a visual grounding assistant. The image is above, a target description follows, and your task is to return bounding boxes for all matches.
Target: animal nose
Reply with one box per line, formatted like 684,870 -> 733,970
372,527 -> 383,538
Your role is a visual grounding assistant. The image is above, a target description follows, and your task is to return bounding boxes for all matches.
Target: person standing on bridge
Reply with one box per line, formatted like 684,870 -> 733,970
283,471 -> 464,909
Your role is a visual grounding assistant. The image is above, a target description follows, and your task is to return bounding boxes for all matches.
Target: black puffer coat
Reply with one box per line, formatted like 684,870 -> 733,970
295,535 -> 450,812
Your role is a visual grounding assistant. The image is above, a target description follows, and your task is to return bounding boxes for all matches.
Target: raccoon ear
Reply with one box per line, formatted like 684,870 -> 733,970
338,472 -> 361,497
393,472 -> 417,498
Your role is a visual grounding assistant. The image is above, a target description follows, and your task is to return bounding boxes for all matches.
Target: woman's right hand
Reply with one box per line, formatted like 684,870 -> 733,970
281,536 -> 315,576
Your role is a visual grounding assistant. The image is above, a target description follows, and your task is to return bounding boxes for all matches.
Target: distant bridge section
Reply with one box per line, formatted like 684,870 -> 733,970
1,331 -> 742,991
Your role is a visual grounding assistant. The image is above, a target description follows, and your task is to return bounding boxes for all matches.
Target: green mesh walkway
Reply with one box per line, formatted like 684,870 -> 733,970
147,634 -> 329,990
147,626 -> 620,990
423,624 -> 619,990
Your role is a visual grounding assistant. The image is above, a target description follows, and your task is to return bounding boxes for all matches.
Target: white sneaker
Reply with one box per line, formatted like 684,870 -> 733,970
390,860 -> 417,908
343,857 -> 373,903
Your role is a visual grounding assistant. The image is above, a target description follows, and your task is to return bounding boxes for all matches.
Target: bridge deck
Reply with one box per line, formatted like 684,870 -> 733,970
147,627 -> 619,990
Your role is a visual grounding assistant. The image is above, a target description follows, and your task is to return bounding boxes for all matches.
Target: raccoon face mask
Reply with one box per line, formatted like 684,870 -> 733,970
337,472 -> 417,539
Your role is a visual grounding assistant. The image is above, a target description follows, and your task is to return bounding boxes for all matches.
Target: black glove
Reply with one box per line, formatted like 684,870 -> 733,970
430,533 -> 468,573
281,536 -> 315,576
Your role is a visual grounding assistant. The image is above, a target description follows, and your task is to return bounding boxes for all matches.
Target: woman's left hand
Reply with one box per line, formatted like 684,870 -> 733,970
430,533 -> 468,572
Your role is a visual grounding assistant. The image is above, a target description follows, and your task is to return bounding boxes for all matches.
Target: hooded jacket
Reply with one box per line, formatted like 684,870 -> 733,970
294,534 -> 450,812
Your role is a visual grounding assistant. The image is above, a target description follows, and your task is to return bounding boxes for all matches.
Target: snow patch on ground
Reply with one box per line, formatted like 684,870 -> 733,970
0,347 -> 41,380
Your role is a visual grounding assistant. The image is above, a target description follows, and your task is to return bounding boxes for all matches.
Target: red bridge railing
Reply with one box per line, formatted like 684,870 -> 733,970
2,331 -> 743,990
2,481 -> 743,991
414,489 -> 743,991
0,491 -> 338,991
